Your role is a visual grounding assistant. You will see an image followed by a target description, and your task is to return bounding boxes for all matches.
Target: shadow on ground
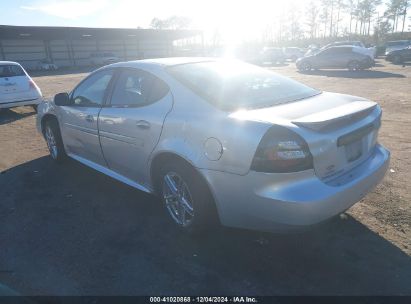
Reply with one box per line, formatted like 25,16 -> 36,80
298,69 -> 405,79
0,108 -> 35,125
0,157 -> 410,295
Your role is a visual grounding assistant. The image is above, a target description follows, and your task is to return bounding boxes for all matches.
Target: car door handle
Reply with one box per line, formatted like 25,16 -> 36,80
85,115 -> 94,123
136,120 -> 150,130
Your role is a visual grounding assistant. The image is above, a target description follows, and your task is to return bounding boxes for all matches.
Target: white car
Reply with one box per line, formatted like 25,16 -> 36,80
37,60 -> 58,71
89,52 -> 120,66
0,61 -> 43,111
36,58 -> 389,234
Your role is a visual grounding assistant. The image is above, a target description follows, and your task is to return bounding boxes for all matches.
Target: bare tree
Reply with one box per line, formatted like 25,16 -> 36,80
400,0 -> 410,33
320,0 -> 330,37
306,1 -> 320,38
385,0 -> 403,33
149,16 -> 192,30
286,5 -> 304,40
150,18 -> 166,29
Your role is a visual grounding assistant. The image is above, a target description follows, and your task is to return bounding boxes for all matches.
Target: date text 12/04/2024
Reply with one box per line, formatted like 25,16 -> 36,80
149,297 -> 258,303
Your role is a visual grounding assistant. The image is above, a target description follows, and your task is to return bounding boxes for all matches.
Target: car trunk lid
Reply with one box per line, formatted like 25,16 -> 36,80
230,92 -> 381,180
0,76 -> 30,95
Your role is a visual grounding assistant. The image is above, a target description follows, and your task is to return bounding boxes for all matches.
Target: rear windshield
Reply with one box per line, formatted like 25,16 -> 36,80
167,61 -> 320,111
0,65 -> 25,78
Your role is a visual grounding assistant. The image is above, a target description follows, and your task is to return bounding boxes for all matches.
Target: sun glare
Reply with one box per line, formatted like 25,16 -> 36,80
112,0 -> 294,45
194,0 -> 288,44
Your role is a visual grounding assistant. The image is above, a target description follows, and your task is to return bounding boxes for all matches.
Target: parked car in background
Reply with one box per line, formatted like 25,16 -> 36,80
283,47 -> 305,61
385,46 -> 411,64
324,41 -> 366,48
259,47 -> 286,64
37,58 -> 389,234
322,41 -> 376,58
304,45 -> 320,57
36,59 -> 58,71
90,52 -> 120,66
296,46 -> 374,71
0,61 -> 42,111
384,40 -> 411,55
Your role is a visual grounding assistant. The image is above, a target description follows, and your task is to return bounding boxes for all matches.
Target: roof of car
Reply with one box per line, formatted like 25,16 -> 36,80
0,61 -> 20,66
139,57 -> 218,66
110,57 -> 219,69
327,45 -> 353,49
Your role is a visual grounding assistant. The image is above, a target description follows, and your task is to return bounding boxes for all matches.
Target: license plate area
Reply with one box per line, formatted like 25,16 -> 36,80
344,139 -> 363,162
337,123 -> 374,146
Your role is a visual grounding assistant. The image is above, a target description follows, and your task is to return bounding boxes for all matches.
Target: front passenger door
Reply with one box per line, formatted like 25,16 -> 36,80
98,68 -> 172,186
314,48 -> 334,68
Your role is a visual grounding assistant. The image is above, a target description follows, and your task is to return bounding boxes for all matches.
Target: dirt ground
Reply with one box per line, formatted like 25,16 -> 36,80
0,60 -> 410,295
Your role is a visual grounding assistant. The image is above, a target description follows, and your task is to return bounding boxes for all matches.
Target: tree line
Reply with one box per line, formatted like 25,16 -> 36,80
150,1 -> 410,44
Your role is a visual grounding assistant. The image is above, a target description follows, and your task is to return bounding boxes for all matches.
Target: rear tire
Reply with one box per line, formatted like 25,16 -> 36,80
157,160 -> 218,235
44,119 -> 66,163
392,55 -> 403,64
347,60 -> 360,71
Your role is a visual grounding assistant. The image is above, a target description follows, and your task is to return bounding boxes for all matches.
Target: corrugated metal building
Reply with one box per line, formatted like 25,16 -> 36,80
0,25 -> 201,69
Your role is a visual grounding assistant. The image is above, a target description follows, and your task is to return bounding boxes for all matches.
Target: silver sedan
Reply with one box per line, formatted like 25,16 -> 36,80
36,58 -> 390,234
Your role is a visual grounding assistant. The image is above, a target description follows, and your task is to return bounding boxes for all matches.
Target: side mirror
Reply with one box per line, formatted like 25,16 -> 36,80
54,92 -> 71,106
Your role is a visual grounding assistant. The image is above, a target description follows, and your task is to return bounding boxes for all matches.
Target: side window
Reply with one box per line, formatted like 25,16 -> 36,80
71,70 -> 113,107
319,48 -> 333,56
334,47 -> 350,54
110,69 -> 169,107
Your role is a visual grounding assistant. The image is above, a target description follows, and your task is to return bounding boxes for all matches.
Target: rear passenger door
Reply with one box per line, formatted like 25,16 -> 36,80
98,68 -> 172,186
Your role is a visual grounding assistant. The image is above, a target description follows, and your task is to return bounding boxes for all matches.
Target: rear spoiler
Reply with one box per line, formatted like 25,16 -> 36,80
292,101 -> 377,131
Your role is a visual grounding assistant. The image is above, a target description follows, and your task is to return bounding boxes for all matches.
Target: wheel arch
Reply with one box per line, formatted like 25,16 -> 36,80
150,151 -> 200,194
150,151 -> 221,223
40,113 -> 59,134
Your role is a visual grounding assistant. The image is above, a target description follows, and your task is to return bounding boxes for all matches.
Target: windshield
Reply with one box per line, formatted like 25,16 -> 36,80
167,61 -> 320,111
0,65 -> 25,78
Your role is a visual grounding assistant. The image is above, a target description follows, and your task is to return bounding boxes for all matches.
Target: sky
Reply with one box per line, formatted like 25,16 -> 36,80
0,0 -> 299,27
0,0 -> 311,41
0,0 -> 408,43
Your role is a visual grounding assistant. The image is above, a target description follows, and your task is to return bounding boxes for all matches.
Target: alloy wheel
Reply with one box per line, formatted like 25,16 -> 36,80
301,62 -> 311,71
348,61 -> 360,71
162,172 -> 195,227
45,126 -> 58,159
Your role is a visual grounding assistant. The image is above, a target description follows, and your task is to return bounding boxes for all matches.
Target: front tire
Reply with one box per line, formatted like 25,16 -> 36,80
158,161 -> 217,234
44,119 -> 66,163
298,61 -> 312,71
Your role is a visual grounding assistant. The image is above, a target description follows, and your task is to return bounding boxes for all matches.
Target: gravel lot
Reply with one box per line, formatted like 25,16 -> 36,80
0,60 -> 410,295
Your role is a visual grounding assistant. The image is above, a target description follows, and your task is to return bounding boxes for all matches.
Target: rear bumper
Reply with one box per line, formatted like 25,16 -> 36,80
0,97 -> 42,109
201,144 -> 390,232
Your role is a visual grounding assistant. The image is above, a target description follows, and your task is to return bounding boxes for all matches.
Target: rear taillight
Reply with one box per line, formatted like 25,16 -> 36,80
251,126 -> 313,173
